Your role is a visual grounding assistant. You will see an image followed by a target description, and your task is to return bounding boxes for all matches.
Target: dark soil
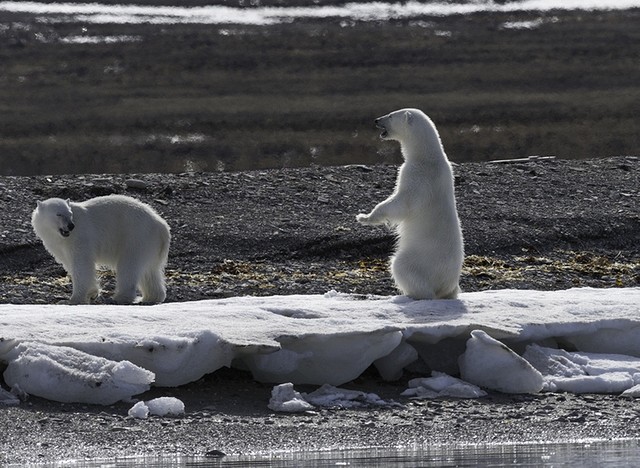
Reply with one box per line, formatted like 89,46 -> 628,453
0,156 -> 639,464
1,156 -> 638,303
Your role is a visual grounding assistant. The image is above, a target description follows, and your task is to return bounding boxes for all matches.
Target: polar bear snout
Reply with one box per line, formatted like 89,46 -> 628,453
57,214 -> 75,237
59,221 -> 74,237
375,117 -> 389,139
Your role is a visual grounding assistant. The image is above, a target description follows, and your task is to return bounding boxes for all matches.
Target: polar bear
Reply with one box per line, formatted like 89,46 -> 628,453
356,108 -> 464,299
31,194 -> 170,304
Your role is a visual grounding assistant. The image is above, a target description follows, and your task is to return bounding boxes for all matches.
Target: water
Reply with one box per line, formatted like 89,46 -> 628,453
27,440 -> 640,467
0,0 -> 639,25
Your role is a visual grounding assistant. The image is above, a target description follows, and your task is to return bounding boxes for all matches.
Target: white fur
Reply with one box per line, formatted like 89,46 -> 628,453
31,194 -> 170,304
356,108 -> 464,299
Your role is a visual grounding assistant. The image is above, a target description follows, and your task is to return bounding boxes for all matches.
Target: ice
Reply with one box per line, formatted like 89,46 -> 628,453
622,385 -> 640,398
268,382 -> 393,412
243,329 -> 403,385
402,372 -> 487,399
268,383 -> 314,413
0,386 -> 20,406
128,397 -> 185,418
1,288 -> 640,405
374,342 -> 419,381
3,342 -> 154,405
523,344 -> 640,393
303,384 -> 393,408
146,397 -> 185,416
459,330 -> 544,394
128,401 -> 149,419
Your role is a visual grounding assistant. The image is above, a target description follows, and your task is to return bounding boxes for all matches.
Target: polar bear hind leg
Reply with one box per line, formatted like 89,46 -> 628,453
139,267 -> 166,304
391,251 -> 459,300
139,233 -> 169,303
391,253 -> 435,300
112,260 -> 143,304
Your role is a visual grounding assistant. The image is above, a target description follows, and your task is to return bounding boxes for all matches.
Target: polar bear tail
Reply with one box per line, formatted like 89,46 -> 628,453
139,229 -> 170,304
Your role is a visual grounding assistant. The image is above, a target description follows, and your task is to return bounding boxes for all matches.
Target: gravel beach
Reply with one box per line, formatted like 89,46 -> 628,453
0,156 -> 639,465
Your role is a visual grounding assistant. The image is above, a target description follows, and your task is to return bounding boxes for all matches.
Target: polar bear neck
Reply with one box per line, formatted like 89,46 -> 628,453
398,119 -> 448,165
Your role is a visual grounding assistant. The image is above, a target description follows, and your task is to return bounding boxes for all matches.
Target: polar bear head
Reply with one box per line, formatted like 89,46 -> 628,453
33,198 -> 75,238
375,108 -> 423,142
375,108 -> 447,162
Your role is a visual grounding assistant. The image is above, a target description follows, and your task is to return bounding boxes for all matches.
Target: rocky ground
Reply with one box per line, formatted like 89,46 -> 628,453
0,156 -> 639,464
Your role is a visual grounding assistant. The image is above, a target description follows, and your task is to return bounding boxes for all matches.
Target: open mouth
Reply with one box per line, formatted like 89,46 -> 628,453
59,228 -> 71,237
375,122 -> 388,139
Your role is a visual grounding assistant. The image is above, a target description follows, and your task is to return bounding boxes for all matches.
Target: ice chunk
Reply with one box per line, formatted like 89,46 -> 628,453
524,344 -> 640,394
622,384 -> 640,398
70,331 -> 233,387
268,383 -> 314,413
269,383 -> 393,412
548,373 -> 634,394
128,401 -> 149,419
303,384 -> 391,408
3,342 -> 154,405
0,386 -> 20,406
244,330 -> 402,385
401,371 -> 487,399
146,397 -> 185,416
459,330 -> 543,394
374,342 -> 419,381
564,326 -> 640,357
522,344 -> 587,377
128,397 -> 185,418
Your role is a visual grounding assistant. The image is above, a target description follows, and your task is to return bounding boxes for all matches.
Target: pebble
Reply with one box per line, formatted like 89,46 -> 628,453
205,449 -> 226,458
125,179 -> 148,190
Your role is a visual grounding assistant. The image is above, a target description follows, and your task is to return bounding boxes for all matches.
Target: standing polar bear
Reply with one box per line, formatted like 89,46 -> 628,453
31,194 -> 170,304
357,108 -> 464,299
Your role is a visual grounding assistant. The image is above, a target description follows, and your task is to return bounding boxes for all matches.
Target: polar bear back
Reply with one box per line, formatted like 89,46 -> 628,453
71,194 -> 170,268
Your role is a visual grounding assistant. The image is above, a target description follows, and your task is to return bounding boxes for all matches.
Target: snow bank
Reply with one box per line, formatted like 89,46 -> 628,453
1,288 -> 640,404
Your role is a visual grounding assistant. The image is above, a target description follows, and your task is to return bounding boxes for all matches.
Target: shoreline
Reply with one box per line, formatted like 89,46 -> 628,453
0,156 -> 639,464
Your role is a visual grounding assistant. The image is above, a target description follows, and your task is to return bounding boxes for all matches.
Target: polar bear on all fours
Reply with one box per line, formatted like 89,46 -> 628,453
357,108 -> 464,300
31,194 -> 170,304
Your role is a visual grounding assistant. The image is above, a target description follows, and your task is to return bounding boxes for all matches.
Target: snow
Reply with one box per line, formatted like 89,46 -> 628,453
1,288 -> 640,405
1,1 -> 639,26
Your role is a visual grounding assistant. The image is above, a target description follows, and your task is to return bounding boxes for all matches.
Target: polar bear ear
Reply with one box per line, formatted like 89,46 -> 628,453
36,200 -> 42,208
65,198 -> 71,206
404,110 -> 413,125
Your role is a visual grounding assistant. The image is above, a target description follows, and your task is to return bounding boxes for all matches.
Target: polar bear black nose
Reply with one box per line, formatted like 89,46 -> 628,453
68,222 -> 75,231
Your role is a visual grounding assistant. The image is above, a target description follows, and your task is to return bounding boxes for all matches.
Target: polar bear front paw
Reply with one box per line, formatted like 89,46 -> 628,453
356,213 -> 371,224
